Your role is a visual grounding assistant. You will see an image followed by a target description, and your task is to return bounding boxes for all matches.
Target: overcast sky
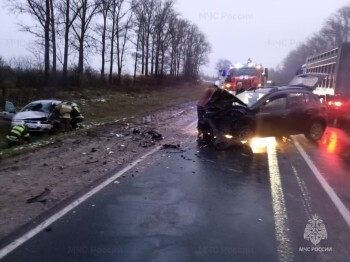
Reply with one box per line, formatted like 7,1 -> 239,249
175,0 -> 350,75
1,0 -> 350,76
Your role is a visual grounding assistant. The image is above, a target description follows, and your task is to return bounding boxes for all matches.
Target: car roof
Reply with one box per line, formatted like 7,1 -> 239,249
275,86 -> 312,92
247,86 -> 311,94
252,86 -> 313,94
28,100 -> 61,104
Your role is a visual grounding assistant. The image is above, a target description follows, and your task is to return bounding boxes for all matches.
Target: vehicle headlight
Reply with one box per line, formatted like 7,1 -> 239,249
12,119 -> 25,125
225,83 -> 231,88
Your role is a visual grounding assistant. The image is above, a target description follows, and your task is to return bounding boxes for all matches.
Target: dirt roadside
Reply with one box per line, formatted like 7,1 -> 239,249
0,101 -> 198,242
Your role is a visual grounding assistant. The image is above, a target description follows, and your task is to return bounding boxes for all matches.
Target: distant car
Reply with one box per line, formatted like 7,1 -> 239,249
9,100 -> 83,132
201,73 -> 328,143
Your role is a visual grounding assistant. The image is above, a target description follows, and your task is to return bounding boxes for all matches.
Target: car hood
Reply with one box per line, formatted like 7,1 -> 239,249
13,111 -> 49,120
288,73 -> 327,90
206,89 -> 247,109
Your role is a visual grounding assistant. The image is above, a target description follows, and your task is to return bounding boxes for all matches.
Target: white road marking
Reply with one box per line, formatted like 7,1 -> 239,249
266,137 -> 294,262
291,165 -> 313,219
0,146 -> 161,259
293,138 -> 350,227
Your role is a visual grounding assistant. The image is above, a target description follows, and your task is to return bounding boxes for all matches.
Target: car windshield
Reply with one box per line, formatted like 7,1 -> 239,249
288,74 -> 324,89
230,68 -> 260,76
235,90 -> 269,107
20,102 -> 53,114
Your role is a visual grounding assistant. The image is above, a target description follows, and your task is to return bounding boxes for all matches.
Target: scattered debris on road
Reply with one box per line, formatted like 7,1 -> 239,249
162,144 -> 180,149
0,101 -> 196,240
26,187 -> 51,204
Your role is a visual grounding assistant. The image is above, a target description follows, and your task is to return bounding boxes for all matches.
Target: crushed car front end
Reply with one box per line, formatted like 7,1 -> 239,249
11,113 -> 53,132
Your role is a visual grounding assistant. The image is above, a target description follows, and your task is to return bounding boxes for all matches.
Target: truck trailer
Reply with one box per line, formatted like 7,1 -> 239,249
304,43 -> 350,123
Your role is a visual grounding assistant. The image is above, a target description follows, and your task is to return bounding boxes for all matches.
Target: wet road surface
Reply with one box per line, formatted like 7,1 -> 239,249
2,124 -> 350,262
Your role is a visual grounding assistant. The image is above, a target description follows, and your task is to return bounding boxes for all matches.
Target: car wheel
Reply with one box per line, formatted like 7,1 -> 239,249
197,127 -> 214,145
305,121 -> 325,142
237,125 -> 254,143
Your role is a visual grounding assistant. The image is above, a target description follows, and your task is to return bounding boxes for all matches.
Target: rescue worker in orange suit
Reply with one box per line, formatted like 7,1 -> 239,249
197,83 -> 226,146
69,102 -> 83,129
54,102 -> 73,132
6,124 -> 30,147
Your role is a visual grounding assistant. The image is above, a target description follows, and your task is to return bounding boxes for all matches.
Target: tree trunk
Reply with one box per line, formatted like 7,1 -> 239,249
101,13 -> 107,78
44,0 -> 51,85
109,1 -> 116,84
118,17 -> 130,81
50,0 -> 56,73
145,30 -> 150,76
63,0 -> 70,77
141,29 -> 145,75
133,30 -> 140,83
154,35 -> 161,76
78,1 -> 87,75
150,36 -> 155,76
160,47 -> 165,77
170,47 -> 174,76
177,51 -> 181,77
116,17 -> 121,83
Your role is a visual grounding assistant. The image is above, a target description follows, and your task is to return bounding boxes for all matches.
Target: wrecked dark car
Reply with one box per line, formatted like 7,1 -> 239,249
199,73 -> 328,145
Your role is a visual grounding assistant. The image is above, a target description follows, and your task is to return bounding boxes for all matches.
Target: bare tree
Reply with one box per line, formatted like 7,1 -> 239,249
56,0 -> 82,77
174,19 -> 189,77
215,59 -> 232,71
7,0 -> 52,83
182,24 -> 211,79
131,0 -> 144,82
50,0 -> 57,72
44,0 -> 51,81
71,0 -> 100,75
143,0 -> 156,76
153,0 -> 174,76
115,14 -> 132,80
108,0 -> 130,84
7,0 -> 211,85
97,0 -> 112,78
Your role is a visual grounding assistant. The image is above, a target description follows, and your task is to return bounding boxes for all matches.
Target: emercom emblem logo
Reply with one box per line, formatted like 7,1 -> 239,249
304,214 -> 327,245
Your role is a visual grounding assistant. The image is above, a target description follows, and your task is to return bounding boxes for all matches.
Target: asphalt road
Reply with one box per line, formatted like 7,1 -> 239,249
2,123 -> 350,262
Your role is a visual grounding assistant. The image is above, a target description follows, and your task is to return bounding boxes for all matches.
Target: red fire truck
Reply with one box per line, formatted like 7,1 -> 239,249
220,62 -> 268,93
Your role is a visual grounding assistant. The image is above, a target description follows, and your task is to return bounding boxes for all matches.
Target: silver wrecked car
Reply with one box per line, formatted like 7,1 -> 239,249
10,100 -> 84,132
11,100 -> 61,132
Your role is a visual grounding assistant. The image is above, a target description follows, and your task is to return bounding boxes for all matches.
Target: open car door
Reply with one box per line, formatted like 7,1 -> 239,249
2,101 -> 16,121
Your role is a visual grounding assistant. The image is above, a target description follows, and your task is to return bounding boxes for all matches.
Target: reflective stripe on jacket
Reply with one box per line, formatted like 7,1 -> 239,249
7,125 -> 29,141
6,135 -> 19,142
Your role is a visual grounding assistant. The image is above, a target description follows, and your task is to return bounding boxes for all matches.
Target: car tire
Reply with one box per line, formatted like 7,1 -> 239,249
237,125 -> 254,144
197,126 -> 214,145
304,120 -> 325,142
